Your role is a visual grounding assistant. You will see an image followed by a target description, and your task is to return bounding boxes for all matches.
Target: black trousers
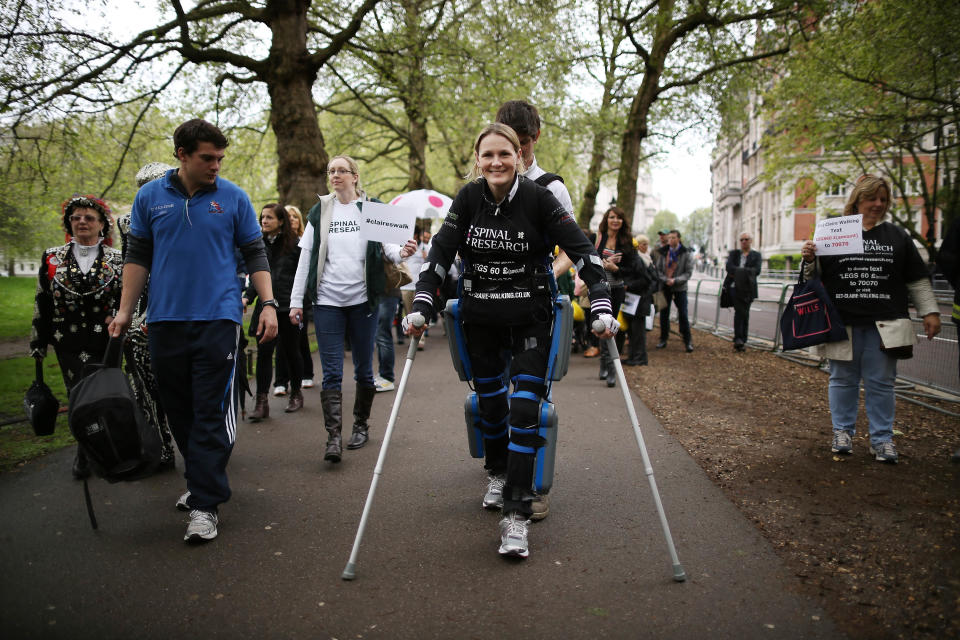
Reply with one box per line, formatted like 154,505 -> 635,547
256,314 -> 303,394
733,297 -> 753,344
599,286 -> 626,368
149,320 -> 241,512
465,321 -> 551,518
276,312 -> 314,385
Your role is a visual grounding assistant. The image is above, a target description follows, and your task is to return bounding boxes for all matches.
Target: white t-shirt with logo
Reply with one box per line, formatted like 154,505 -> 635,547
311,199 -> 367,307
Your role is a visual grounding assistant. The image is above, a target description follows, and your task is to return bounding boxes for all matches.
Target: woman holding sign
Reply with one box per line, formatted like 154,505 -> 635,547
801,174 -> 940,464
289,156 -> 416,464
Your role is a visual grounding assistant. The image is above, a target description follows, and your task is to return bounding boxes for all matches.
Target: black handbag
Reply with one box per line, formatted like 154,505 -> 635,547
719,281 -> 733,308
24,357 -> 60,436
779,264 -> 847,350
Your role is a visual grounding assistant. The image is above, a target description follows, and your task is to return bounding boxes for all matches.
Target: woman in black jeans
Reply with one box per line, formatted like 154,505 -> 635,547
244,203 -> 304,419
273,205 -> 315,395
591,206 -> 637,387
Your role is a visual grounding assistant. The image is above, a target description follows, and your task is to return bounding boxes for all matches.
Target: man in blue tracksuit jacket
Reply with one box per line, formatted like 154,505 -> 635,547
110,119 -> 278,543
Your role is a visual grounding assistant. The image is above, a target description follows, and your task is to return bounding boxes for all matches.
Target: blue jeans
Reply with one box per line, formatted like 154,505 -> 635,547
376,296 -> 401,382
659,288 -> 691,343
314,303 -> 377,391
828,325 -> 897,446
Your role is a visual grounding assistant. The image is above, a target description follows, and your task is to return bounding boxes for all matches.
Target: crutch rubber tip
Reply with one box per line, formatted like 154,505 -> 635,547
341,563 -> 357,581
672,564 -> 687,582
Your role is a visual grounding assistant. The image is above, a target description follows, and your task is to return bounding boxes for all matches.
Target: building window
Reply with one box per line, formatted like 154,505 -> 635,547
896,178 -> 922,197
824,183 -> 847,197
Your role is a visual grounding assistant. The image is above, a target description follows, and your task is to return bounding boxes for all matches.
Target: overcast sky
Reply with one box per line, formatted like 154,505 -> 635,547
649,135 -> 714,220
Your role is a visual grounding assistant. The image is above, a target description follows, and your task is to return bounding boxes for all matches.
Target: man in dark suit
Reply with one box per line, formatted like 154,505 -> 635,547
723,232 -> 762,351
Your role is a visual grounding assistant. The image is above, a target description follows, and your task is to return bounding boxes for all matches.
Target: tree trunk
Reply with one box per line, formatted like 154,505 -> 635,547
265,1 -> 329,215
403,0 -> 432,191
579,137 -> 605,228
616,75 -> 659,218
579,57 -> 620,227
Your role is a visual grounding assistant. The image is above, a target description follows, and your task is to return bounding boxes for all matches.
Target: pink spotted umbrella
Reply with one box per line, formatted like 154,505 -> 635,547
388,189 -> 453,219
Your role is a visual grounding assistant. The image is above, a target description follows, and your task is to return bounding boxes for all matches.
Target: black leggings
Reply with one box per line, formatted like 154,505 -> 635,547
465,321 -> 551,518
255,316 -> 303,394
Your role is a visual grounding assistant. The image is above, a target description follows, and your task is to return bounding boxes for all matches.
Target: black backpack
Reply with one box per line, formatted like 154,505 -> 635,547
69,337 -> 161,528
534,173 -> 564,188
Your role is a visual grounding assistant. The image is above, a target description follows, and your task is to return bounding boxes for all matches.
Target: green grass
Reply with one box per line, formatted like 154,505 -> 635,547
0,276 -> 38,340
0,356 -> 75,472
0,299 -> 320,473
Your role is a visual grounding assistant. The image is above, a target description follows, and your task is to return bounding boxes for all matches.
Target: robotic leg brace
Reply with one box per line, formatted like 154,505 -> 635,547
445,297 -> 573,493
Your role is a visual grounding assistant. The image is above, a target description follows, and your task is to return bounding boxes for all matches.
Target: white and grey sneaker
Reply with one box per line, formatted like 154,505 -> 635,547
483,474 -> 506,509
831,431 -> 853,454
273,385 -> 287,397
870,441 -> 898,464
498,512 -> 530,558
374,376 -> 395,392
184,510 -> 218,542
301,379 -> 315,389
175,491 -> 191,511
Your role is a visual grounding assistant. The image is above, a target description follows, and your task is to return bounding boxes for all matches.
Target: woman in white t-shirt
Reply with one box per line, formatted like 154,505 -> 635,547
289,156 -> 416,464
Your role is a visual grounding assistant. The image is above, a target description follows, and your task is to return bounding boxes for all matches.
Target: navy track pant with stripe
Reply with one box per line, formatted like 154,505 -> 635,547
149,320 -> 240,512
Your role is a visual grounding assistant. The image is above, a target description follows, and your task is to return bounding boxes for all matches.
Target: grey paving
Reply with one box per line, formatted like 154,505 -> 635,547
0,339 -> 842,639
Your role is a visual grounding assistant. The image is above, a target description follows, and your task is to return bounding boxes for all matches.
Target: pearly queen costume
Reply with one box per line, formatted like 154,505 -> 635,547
30,240 -> 123,387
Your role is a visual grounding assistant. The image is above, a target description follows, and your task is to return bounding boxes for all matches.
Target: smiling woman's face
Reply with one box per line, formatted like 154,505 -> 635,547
476,133 -> 518,194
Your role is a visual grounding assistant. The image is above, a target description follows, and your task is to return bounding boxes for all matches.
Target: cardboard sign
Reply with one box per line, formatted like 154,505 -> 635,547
358,202 -> 417,245
813,214 -> 863,256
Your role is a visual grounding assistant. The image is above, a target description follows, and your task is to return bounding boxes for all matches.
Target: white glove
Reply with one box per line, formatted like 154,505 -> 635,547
401,312 -> 426,334
592,313 -> 619,335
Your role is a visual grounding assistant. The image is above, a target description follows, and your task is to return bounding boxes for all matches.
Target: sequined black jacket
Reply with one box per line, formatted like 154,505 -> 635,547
30,242 -> 123,362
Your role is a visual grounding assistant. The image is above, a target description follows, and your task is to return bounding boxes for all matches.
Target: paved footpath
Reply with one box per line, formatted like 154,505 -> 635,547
0,339 -> 843,639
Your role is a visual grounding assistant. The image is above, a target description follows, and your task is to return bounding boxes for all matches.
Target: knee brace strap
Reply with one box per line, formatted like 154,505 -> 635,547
479,416 -> 508,439
511,374 -> 546,386
508,425 -> 546,454
510,390 -> 541,403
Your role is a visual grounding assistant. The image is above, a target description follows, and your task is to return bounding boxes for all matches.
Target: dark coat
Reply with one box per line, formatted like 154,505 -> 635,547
723,249 -> 762,302
245,233 -> 301,335
30,242 -> 123,360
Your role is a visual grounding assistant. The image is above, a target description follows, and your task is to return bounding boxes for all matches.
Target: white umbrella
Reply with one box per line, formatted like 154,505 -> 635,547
388,189 -> 453,219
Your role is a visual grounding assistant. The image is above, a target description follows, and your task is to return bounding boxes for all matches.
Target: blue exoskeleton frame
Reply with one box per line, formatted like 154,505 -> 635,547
443,294 -> 574,492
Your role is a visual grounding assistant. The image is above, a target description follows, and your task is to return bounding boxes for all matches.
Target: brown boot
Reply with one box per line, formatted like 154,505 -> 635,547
321,389 -> 342,463
285,389 -> 303,413
249,393 -> 269,421
347,385 -> 376,450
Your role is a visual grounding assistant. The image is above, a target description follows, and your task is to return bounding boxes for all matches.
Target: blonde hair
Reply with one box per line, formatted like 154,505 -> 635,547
844,174 -> 891,217
465,123 -> 527,181
285,205 -> 305,237
328,155 -> 365,200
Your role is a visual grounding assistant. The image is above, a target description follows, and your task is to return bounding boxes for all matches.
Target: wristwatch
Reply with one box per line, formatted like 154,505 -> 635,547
261,299 -> 280,310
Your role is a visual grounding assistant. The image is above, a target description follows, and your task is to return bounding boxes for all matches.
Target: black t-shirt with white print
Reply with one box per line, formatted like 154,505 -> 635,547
819,222 -> 928,325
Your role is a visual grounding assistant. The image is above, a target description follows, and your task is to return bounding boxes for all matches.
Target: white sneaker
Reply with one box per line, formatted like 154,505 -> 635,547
175,491 -> 191,511
483,474 -> 506,509
374,376 -> 395,392
301,379 -> 315,389
184,510 -> 218,542
498,512 -> 530,558
273,385 -> 287,397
